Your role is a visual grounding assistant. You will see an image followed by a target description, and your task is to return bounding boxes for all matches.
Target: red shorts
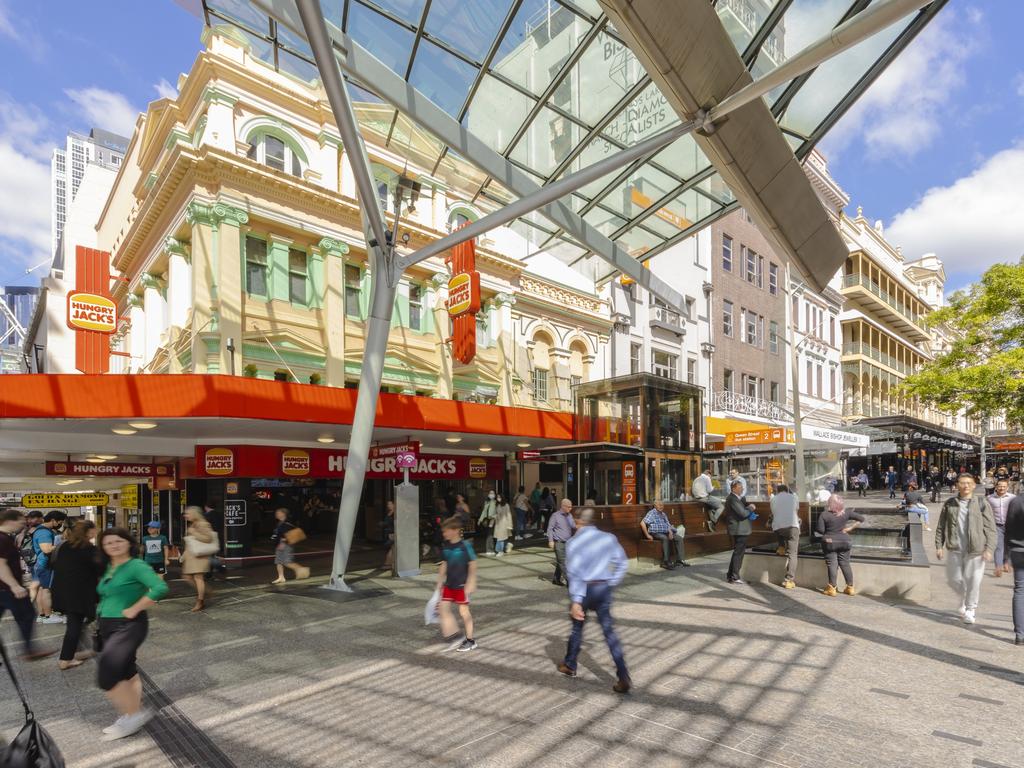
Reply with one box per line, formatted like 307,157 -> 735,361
441,586 -> 469,605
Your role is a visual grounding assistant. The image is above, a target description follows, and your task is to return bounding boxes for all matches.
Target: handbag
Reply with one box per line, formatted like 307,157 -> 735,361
0,636 -> 66,767
283,527 -> 306,546
185,532 -> 219,558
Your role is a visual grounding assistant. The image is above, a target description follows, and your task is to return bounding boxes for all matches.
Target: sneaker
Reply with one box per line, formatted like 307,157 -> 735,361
728,578 -> 747,585
705,521 -> 715,533
456,639 -> 477,652
782,579 -> 796,589
495,552 -> 505,558
660,562 -> 676,570
823,585 -> 837,596
557,663 -> 577,677
37,615 -> 63,624
102,715 -> 128,735
957,604 -> 967,619
843,586 -> 856,596
102,709 -> 153,741
675,560 -> 691,568
962,609 -> 976,625
442,635 -> 465,652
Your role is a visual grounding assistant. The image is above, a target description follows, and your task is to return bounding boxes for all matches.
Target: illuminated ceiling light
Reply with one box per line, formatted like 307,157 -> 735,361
128,421 -> 158,429
316,435 -> 335,444
96,454 -> 117,460
516,442 -> 531,448
55,479 -> 82,486
85,457 -> 105,463
445,437 -> 462,443
112,427 -> 137,436
478,445 -> 492,452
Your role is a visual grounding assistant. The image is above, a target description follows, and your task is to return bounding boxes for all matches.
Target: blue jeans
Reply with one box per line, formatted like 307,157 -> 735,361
514,509 -> 527,537
0,591 -> 37,653
995,524 -> 1007,569
495,539 -> 507,554
1011,551 -> 1024,641
563,582 -> 629,680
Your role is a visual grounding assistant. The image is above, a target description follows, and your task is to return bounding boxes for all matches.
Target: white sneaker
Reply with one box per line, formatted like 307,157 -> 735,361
957,604 -> 967,619
37,615 -> 63,624
495,552 -> 505,557
102,716 -> 128,735
101,709 -> 153,740
962,609 -> 976,625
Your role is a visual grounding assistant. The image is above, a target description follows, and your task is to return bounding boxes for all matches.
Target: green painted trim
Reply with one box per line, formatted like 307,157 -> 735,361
345,360 -> 437,387
240,117 -> 309,165
317,130 -> 342,149
201,85 -> 239,107
144,172 -> 159,191
164,128 -> 191,152
242,342 -> 325,367
186,200 -> 249,229
192,115 -> 208,148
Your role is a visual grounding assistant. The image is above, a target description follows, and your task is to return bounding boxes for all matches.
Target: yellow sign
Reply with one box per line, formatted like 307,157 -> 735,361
282,449 -> 310,476
120,484 -> 138,510
66,292 -> 117,333
21,492 -> 109,509
446,273 -> 473,316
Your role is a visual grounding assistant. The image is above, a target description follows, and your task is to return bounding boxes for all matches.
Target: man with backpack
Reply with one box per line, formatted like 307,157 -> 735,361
31,511 -> 66,624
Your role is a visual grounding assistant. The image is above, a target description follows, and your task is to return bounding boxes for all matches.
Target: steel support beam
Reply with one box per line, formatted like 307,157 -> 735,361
297,0 -> 399,591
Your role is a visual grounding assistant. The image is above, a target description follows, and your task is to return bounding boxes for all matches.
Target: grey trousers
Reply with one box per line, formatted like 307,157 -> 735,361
553,540 -> 568,584
1011,550 -> 1024,641
776,526 -> 800,581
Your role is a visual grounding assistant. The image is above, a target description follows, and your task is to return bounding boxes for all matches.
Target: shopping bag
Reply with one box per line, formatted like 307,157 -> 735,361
0,637 -> 65,767
424,587 -> 441,625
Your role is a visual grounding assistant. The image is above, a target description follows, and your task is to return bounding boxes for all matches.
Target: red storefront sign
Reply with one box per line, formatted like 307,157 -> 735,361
445,235 -> 481,364
46,462 -> 173,477
192,445 -> 504,480
68,246 -> 116,374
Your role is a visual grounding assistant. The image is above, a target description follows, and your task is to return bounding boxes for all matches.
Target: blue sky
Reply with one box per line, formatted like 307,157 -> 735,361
0,0 -> 1020,292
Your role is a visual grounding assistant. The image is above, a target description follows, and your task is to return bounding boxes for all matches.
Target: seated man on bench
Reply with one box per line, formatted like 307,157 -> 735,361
641,500 -> 690,569
692,468 -> 725,532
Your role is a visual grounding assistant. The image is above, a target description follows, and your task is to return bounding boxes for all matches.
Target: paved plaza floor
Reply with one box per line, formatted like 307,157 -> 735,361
1,492 -> 1022,767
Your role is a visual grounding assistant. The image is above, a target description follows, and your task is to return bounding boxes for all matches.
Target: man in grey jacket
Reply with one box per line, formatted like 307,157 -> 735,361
935,473 -> 996,625
725,481 -> 757,585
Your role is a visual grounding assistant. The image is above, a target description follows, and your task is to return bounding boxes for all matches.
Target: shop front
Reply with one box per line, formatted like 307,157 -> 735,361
705,425 -> 868,501
182,444 -> 506,561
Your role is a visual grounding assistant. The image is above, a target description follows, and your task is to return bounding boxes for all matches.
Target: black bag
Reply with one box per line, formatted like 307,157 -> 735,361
0,637 -> 65,767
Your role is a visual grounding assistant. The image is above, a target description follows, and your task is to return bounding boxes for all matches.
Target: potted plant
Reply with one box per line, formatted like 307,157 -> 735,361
309,372 -> 322,385
243,363 -> 258,378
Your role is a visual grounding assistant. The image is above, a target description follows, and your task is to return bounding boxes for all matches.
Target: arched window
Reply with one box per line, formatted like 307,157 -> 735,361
447,205 -> 479,232
531,331 -> 553,403
247,131 -> 305,178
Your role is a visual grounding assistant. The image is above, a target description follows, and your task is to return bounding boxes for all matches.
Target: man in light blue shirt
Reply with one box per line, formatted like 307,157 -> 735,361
727,469 -> 747,499
557,508 -> 631,693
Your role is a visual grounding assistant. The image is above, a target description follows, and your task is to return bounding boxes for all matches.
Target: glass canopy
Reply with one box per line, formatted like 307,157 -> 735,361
198,0 -> 943,284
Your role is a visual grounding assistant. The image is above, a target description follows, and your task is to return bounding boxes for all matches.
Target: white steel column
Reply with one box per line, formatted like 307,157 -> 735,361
127,295 -> 146,372
166,237 -> 191,329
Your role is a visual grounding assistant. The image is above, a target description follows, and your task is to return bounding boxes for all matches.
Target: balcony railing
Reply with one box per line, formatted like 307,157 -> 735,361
841,342 -> 913,375
842,273 -> 926,328
712,390 -> 789,422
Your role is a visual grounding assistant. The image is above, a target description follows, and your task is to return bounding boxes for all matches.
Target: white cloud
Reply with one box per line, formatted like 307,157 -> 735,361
64,87 -> 139,138
819,8 -> 980,162
153,78 -> 178,101
0,2 -> 15,40
887,141 -> 1024,285
0,0 -> 46,61
0,93 -> 55,273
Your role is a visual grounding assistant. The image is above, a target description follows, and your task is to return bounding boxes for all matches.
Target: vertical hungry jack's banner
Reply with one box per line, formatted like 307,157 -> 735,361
66,246 -> 116,374
445,233 -> 481,365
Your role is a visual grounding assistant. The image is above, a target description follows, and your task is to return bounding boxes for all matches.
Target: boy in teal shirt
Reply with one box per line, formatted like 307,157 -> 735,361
141,522 -> 170,575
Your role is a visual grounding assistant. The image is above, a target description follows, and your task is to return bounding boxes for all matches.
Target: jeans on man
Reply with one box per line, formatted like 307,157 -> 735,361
1010,550 -> 1024,641
946,550 -> 985,612
777,526 -> 800,582
553,540 -> 568,585
0,591 -> 37,653
651,532 -> 685,565
727,535 -> 748,581
563,581 -> 629,681
995,524 -> 1007,571
514,508 -> 527,538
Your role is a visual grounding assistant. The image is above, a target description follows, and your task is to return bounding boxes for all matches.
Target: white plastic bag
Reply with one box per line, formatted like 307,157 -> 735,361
424,587 -> 441,625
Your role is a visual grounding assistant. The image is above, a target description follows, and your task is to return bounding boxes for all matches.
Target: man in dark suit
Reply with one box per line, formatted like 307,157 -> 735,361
725,481 -> 757,584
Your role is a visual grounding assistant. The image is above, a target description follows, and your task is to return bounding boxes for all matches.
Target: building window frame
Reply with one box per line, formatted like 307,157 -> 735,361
532,368 -> 548,402
769,320 -> 779,354
769,263 -> 778,295
651,350 -> 678,380
344,263 -> 362,319
408,283 -> 423,332
288,247 -> 308,305
630,342 -> 642,374
722,300 -> 734,337
244,235 -> 269,298
722,234 -> 733,272
247,131 -> 304,178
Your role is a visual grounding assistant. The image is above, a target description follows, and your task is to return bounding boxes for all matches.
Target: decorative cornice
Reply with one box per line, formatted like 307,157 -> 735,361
164,236 -> 189,260
317,130 -> 342,149
164,127 -> 192,152
141,273 -> 166,291
519,275 -> 603,314
185,199 -> 249,229
201,85 -> 238,107
316,237 -> 349,257
127,294 -> 144,309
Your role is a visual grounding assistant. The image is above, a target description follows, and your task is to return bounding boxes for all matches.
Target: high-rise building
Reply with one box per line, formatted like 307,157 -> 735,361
50,128 -> 129,256
0,286 -> 39,373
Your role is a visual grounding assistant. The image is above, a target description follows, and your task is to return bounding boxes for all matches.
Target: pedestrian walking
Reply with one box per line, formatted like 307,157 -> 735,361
1005,495 -> 1024,645
640,500 -> 688,569
928,465 -> 943,503
0,510 -> 54,662
886,466 -> 898,499
478,491 -> 497,554
17,510 -> 42,601
537,487 -> 555,533
270,508 -> 310,584
181,506 -> 215,612
51,519 -> 101,670
692,467 -> 725,532
945,468 -> 958,494
95,527 -> 168,740
141,521 -> 170,575
382,500 -> 395,570
856,470 -> 869,498
492,494 -> 513,556
512,486 -> 531,541
902,483 -> 930,530
547,498 -> 577,586
32,511 -> 67,624
557,507 -> 630,693
935,473 -> 996,625
987,478 -> 1015,577
816,495 -> 865,596
770,484 -> 801,589
435,517 -> 478,652
725,481 -> 757,585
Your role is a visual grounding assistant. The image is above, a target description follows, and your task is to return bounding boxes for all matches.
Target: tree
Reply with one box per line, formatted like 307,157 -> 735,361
901,259 -> 1024,427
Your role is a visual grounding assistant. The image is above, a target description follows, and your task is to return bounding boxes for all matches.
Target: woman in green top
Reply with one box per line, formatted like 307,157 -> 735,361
96,527 -> 169,741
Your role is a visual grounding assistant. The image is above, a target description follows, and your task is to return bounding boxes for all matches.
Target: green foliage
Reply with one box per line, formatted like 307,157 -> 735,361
901,259 -> 1024,427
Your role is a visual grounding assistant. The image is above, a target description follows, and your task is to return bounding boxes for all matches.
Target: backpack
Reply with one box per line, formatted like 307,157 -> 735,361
18,530 -> 36,569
